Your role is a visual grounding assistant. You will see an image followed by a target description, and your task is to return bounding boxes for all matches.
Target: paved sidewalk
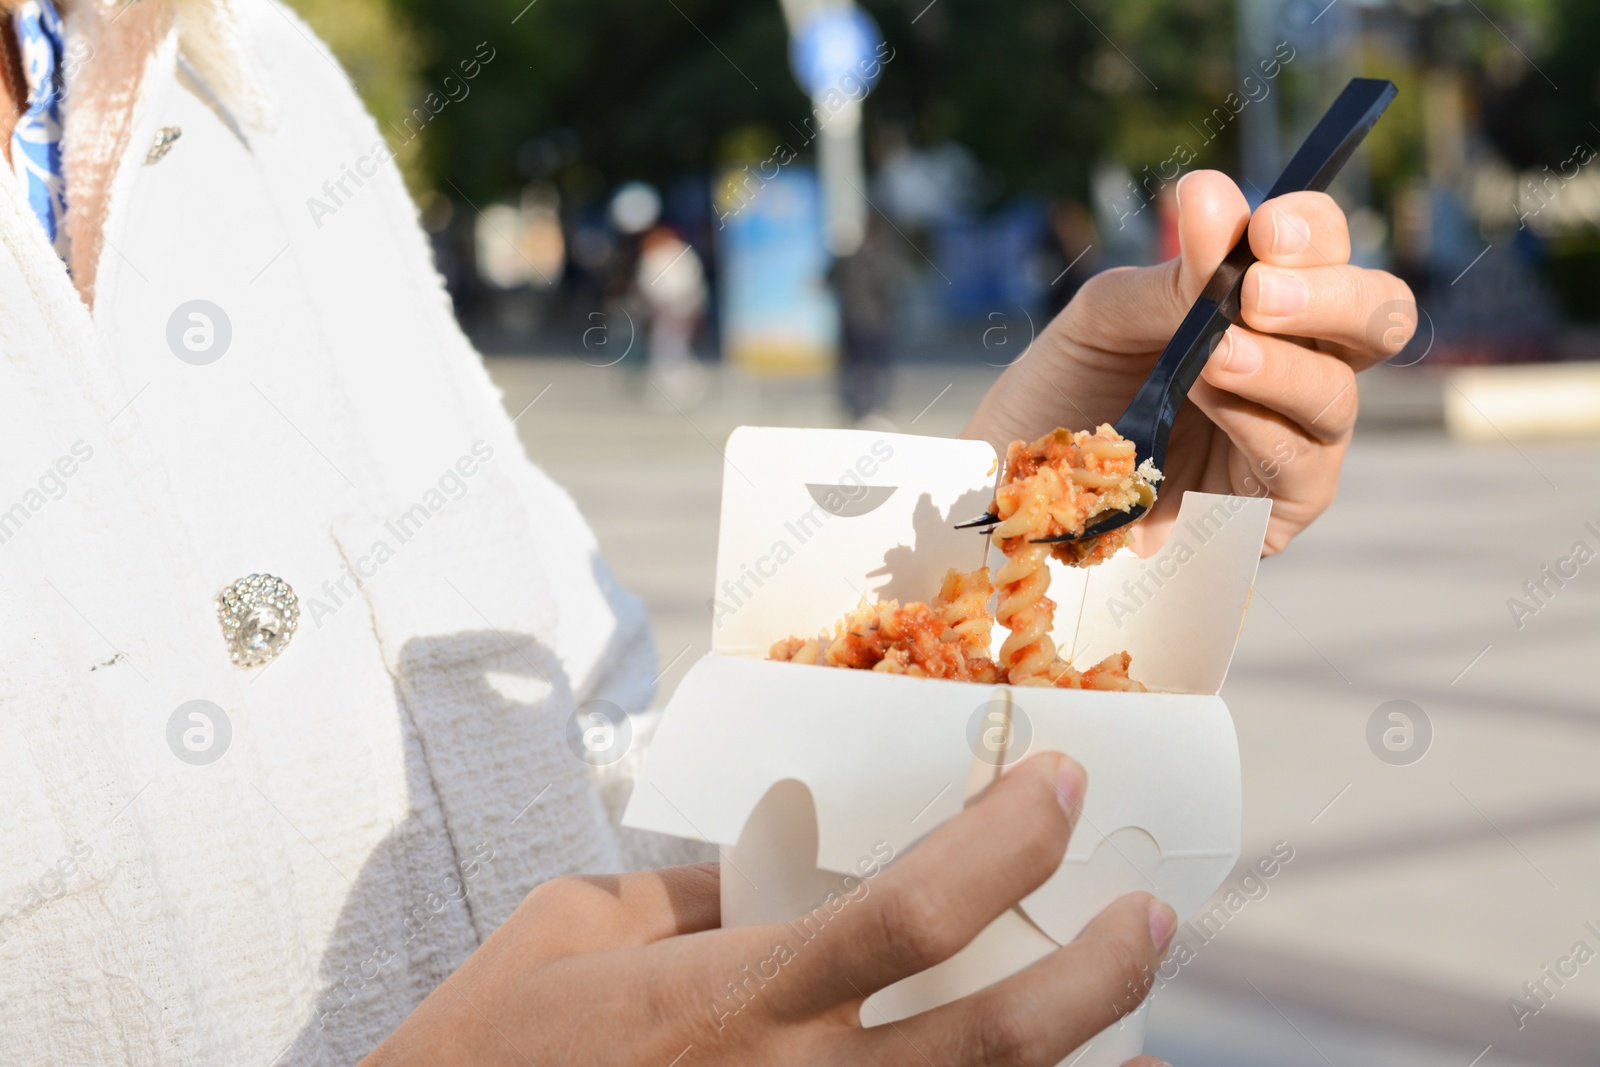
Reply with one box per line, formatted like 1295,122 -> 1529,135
491,355 -> 1600,1067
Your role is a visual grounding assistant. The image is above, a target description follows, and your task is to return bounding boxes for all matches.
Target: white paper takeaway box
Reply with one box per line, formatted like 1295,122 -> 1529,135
624,427 -> 1270,1066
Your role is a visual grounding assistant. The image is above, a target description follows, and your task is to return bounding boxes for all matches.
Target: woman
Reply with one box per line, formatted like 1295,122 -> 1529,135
0,1 -> 1412,1064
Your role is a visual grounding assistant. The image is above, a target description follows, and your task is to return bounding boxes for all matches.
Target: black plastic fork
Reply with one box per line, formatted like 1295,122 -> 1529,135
960,77 -> 1398,543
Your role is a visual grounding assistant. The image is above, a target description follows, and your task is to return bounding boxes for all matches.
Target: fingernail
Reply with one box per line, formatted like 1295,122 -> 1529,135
1055,758 -> 1087,816
1148,899 -> 1177,953
1256,269 -> 1308,317
1272,209 -> 1310,255
1219,330 -> 1262,375
1175,170 -> 1195,212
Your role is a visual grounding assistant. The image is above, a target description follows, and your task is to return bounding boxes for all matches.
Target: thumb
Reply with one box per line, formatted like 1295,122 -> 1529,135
1065,170 -> 1249,352
1170,169 -> 1251,310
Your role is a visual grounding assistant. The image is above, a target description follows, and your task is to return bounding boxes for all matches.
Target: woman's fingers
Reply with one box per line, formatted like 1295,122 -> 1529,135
634,861 -> 724,938
1060,177 -> 1411,382
1185,378 -> 1348,555
1241,261 -> 1416,365
559,863 -> 723,944
1060,170 -> 1249,354
868,892 -> 1178,1067
1189,322 -> 1359,553
1247,191 -> 1350,267
490,862 -> 723,966
1201,326 -> 1360,442
1171,170 -> 1253,315
796,752 -> 1088,1000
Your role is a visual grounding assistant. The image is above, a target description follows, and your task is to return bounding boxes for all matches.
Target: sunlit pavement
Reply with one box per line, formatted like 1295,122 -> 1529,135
490,353 -> 1600,1067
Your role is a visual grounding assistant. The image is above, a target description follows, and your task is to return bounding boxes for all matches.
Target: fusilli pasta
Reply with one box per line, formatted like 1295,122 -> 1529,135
993,424 -> 1156,568
988,424 -> 1156,688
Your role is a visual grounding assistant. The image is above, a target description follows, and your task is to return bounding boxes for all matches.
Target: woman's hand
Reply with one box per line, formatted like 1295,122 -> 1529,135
965,170 -> 1416,555
364,753 -> 1178,1067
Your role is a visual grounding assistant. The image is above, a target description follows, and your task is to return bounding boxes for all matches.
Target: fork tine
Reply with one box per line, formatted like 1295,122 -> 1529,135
1029,505 -> 1148,543
953,511 -> 999,530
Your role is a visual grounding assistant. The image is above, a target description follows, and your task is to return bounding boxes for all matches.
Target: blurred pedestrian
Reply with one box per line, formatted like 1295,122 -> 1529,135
636,223 -> 709,405
595,227 -> 644,373
828,214 -> 905,422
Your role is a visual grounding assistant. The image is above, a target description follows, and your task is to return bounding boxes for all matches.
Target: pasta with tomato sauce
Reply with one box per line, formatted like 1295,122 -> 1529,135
768,567 -> 1002,683
769,424 -> 1158,692
991,424 -> 1157,687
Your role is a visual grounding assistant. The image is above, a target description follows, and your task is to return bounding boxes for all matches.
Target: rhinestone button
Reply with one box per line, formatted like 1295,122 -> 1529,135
217,573 -> 298,669
145,125 -> 182,165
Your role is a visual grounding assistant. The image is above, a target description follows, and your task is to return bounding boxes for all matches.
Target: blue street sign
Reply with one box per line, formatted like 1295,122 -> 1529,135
789,7 -> 885,101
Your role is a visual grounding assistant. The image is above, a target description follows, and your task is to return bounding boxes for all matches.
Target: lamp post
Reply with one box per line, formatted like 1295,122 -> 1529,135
1236,0 -> 1283,199
778,0 -> 881,256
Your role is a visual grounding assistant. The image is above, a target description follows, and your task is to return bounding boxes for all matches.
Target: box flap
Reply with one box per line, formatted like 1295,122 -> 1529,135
623,655 -> 992,871
1024,492 -> 1271,695
709,427 -> 998,657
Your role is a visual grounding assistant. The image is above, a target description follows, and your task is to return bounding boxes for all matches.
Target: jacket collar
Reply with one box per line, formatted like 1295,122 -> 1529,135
60,0 -> 271,304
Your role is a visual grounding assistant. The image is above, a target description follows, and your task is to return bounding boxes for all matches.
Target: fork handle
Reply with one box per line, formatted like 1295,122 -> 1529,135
1112,77 -> 1398,472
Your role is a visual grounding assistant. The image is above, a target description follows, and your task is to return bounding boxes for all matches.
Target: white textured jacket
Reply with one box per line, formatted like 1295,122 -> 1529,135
0,1 -> 660,1063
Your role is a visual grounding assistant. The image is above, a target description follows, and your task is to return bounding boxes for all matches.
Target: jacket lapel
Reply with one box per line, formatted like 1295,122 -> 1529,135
61,0 -> 270,306
61,0 -> 176,303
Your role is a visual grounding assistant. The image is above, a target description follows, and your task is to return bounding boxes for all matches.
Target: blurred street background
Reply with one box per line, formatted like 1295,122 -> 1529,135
293,0 -> 1600,1062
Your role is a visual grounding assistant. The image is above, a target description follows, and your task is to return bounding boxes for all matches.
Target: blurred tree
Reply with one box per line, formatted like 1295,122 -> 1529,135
861,0 -> 1237,201
295,0 -> 1587,221
384,0 -> 807,207
350,0 -> 1243,207
1475,0 -> 1595,168
1476,0 -> 1600,321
